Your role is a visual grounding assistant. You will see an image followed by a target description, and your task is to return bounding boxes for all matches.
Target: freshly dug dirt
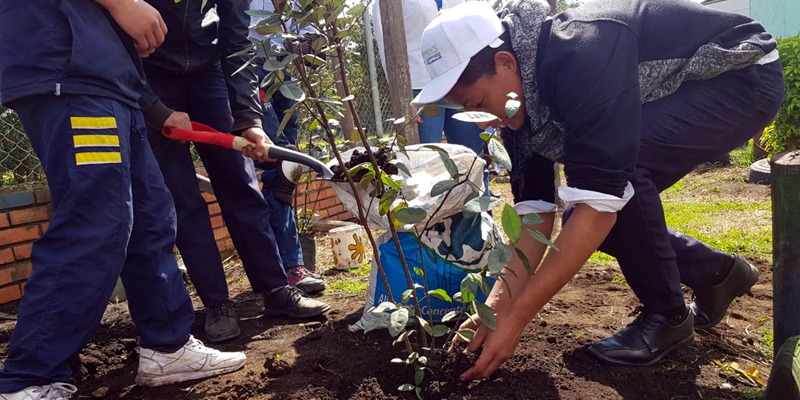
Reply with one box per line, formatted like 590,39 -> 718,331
331,147 -> 398,181
0,166 -> 774,399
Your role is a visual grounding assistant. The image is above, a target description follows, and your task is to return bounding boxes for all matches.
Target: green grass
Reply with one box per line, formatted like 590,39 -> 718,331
661,201 -> 772,262
730,140 -> 756,167
326,261 -> 371,294
588,252 -> 618,267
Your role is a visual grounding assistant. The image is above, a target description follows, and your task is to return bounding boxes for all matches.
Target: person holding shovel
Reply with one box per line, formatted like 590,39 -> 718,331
0,1 -> 248,398
139,0 -> 330,345
411,0 -> 783,380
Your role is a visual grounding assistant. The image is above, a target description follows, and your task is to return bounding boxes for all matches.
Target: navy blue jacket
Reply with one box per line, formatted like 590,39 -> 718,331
139,0 -> 262,133
0,0 -> 145,109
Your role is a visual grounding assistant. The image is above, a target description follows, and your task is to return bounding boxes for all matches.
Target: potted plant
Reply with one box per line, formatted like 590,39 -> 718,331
296,206 -> 318,268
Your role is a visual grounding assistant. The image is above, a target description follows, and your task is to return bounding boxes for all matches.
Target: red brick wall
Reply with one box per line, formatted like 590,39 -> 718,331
293,178 -> 352,220
0,177 -> 350,304
0,188 -> 51,304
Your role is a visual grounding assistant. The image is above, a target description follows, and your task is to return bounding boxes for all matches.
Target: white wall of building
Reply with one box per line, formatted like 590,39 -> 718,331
704,0 -> 750,17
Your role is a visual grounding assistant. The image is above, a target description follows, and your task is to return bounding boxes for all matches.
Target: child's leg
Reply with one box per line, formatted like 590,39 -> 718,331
120,110 -> 193,353
0,95 -> 134,391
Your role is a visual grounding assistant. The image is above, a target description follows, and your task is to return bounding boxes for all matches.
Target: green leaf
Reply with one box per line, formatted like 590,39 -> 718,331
303,54 -> 326,67
513,246 -> 533,275
473,300 -> 497,330
401,288 -> 413,304
460,276 -> 477,303
280,53 -> 299,67
431,324 -> 450,337
275,102 -> 299,137
456,328 -> 476,341
398,383 -> 416,392
452,111 -> 499,123
428,288 -> 452,303
245,9 -> 277,17
505,99 -> 521,119
394,207 -> 427,224
462,196 -> 499,214
431,179 -> 457,197
479,132 -> 500,142
413,267 -> 425,277
522,213 -> 544,226
442,310 -> 459,322
489,138 -> 512,171
389,308 -> 409,337
379,189 -> 398,216
231,56 -> 256,76
390,160 -> 411,177
391,357 -> 404,364
418,317 -> 433,336
414,368 -> 425,386
363,313 -> 390,334
526,228 -> 559,251
346,162 -> 372,177
487,242 -> 512,273
416,387 -> 423,400
501,204 -> 522,243
279,82 -> 306,101
347,3 -> 367,16
438,151 -> 459,177
420,144 -> 448,153
262,59 -> 285,71
393,330 -> 413,346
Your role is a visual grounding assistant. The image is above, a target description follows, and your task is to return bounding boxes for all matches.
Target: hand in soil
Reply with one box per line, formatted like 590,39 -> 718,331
461,311 -> 526,381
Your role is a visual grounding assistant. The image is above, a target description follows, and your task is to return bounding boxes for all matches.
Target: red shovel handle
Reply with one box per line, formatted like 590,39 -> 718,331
162,122 -> 257,151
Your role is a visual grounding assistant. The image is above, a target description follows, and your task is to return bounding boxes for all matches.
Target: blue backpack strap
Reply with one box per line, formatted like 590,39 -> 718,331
434,0 -> 443,10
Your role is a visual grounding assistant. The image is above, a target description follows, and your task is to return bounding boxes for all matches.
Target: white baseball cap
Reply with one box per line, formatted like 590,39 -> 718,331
411,1 -> 505,108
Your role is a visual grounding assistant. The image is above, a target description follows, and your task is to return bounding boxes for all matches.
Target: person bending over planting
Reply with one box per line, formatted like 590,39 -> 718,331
411,0 -> 783,381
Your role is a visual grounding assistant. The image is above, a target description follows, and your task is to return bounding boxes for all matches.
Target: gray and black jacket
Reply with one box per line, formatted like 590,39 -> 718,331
503,0 -> 777,206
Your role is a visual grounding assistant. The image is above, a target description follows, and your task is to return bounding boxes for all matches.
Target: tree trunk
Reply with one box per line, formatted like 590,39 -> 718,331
771,150 -> 800,357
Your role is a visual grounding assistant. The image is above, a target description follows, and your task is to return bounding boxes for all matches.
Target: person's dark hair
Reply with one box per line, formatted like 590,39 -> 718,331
457,28 -> 514,86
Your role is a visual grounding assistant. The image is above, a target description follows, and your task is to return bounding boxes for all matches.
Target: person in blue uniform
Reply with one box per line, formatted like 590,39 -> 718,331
138,0 -> 330,345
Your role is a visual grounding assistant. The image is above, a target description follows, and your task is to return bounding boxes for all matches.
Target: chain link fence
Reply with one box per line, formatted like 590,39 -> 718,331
1,107 -> 44,188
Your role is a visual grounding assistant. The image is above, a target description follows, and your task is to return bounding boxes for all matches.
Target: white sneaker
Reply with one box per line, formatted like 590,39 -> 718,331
0,383 -> 77,400
135,335 -> 246,387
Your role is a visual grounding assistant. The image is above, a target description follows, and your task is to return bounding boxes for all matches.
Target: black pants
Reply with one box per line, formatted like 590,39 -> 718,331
571,61 -> 784,314
144,63 -> 288,308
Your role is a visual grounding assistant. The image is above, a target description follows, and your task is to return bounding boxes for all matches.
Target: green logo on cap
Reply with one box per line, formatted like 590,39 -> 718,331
422,45 -> 440,58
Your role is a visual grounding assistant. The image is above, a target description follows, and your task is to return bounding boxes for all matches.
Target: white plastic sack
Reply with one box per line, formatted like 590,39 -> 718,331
327,144 -> 485,231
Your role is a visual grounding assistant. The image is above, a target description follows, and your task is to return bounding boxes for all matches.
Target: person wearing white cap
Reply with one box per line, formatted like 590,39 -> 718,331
414,0 -> 783,380
371,0 -> 486,157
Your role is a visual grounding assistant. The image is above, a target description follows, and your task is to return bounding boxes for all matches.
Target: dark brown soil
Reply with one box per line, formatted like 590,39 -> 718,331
331,147 -> 398,181
0,166 -> 774,400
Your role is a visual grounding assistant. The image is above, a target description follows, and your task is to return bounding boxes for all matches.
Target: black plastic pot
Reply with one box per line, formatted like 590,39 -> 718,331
299,234 -> 317,269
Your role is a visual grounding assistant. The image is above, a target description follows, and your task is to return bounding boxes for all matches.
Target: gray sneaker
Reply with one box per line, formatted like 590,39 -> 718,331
264,285 -> 331,318
205,299 -> 241,343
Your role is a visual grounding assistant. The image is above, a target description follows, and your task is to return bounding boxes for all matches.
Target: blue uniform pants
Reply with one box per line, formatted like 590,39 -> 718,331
0,94 -> 193,392
144,64 -> 287,308
257,66 -> 305,268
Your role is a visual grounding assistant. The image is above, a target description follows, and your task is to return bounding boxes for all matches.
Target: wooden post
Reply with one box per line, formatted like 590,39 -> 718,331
378,0 -> 419,144
771,150 -> 800,357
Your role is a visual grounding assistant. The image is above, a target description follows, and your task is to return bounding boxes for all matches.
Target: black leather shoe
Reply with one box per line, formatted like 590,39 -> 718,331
589,307 -> 695,366
690,255 -> 759,330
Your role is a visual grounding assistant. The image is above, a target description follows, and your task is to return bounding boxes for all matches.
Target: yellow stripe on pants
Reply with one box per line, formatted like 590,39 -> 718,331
73,135 -> 120,147
75,152 -> 122,165
70,117 -> 117,130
